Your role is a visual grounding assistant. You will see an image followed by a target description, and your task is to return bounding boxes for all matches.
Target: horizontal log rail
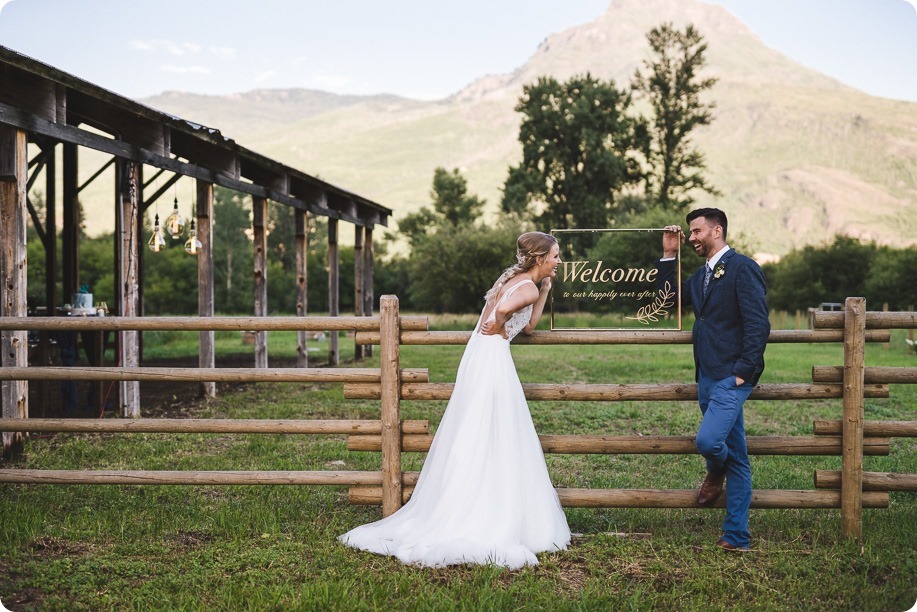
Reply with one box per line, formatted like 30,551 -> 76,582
812,310 -> 917,330
347,486 -> 890,509
347,434 -> 890,456
344,382 -> 890,402
0,470 -> 384,486
0,315 -> 429,332
813,420 -> 917,437
0,367 -> 429,384
354,329 -> 891,346
811,365 -> 917,384
0,418 -> 430,435
814,470 -> 917,491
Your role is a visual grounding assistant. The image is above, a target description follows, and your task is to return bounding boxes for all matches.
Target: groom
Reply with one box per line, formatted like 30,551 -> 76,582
658,208 -> 769,551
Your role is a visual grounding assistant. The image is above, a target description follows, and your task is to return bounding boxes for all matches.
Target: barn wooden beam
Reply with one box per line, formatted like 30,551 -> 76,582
141,171 -> 181,213
0,100 -> 389,226
76,155 -> 116,194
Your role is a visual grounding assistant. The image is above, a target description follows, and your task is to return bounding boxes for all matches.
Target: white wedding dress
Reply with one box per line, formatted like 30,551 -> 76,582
339,279 -> 571,568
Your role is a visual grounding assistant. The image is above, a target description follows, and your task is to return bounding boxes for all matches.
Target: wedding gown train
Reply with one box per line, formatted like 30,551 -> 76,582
338,280 -> 571,568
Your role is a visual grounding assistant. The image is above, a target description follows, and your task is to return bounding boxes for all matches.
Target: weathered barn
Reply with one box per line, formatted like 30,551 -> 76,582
0,45 -> 390,423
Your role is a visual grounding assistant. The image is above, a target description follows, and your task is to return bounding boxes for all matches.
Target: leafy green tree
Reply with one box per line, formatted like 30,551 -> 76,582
407,220 -> 526,313
864,247 -> 917,310
395,167 -> 528,313
142,244 -> 199,314
397,207 -> 438,249
398,167 -> 485,247
763,235 -> 894,311
501,74 -> 642,243
431,167 -> 485,226
212,187 -> 254,313
632,23 -> 720,211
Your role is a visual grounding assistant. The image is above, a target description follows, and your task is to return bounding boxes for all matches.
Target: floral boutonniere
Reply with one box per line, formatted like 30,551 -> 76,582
713,263 -> 726,280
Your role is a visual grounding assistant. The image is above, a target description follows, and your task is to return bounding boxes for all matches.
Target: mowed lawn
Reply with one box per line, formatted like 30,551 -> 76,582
1,320 -> 914,610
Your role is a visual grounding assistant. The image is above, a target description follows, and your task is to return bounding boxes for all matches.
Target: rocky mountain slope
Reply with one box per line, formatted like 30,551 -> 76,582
127,0 -> 917,258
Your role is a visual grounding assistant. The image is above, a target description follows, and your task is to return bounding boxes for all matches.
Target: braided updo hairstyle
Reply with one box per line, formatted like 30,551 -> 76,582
484,231 -> 558,305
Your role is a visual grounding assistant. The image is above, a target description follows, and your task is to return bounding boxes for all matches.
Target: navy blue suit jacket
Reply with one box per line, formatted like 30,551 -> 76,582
657,249 -> 770,385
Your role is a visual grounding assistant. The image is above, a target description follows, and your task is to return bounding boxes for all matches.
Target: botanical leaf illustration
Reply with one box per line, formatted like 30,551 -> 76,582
625,281 -> 675,325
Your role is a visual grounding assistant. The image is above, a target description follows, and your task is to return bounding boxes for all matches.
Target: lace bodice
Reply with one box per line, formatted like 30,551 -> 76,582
479,279 -> 535,342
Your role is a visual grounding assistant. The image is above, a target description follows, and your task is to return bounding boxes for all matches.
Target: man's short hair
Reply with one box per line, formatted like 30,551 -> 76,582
686,208 -> 728,239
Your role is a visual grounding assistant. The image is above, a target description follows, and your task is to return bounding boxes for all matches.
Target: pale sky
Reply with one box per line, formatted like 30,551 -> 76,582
0,0 -> 915,102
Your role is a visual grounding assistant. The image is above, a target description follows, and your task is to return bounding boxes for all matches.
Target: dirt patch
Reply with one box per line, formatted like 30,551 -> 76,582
29,535 -> 96,557
170,529 -> 215,551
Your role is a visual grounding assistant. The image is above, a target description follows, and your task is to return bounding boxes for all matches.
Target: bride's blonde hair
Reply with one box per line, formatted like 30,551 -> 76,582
484,231 -> 558,305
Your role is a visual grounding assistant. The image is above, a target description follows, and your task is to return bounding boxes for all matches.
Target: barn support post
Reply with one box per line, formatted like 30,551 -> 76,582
62,142 -> 79,303
197,180 -> 215,398
115,159 -> 140,418
328,218 -> 340,365
363,227 -> 374,358
252,196 -> 268,368
0,125 -> 28,456
295,210 -> 309,368
354,225 -> 365,361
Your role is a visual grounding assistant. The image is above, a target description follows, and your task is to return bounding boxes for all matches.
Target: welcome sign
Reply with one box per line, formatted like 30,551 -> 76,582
550,229 -> 681,331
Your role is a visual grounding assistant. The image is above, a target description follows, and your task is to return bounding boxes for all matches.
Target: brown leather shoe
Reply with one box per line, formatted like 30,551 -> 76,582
697,471 -> 726,506
716,539 -> 748,552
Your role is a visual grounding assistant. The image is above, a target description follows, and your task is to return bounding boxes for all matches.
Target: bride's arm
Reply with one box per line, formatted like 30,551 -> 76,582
522,278 -> 551,335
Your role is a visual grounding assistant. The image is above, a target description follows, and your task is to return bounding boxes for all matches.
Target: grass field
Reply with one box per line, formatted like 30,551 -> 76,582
1,317 -> 915,610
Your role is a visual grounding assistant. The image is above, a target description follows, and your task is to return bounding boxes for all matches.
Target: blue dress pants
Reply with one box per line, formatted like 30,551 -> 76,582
696,372 -> 754,548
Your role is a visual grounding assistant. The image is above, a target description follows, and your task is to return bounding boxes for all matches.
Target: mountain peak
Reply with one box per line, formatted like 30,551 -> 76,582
453,0 -> 848,102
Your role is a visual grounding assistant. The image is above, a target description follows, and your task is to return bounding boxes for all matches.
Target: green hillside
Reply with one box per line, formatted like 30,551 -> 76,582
72,0 -> 916,257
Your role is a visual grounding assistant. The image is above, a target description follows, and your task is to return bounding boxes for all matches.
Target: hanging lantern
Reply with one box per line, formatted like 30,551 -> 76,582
184,218 -> 202,255
148,214 -> 167,252
165,197 -> 185,239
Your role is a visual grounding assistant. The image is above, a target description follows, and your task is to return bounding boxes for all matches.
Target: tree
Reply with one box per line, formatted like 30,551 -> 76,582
864,247 -> 917,310
395,167 -> 529,313
501,74 -> 642,241
632,23 -> 719,211
407,220 -> 526,313
761,235 -> 911,311
398,167 -> 484,247
212,187 -> 254,313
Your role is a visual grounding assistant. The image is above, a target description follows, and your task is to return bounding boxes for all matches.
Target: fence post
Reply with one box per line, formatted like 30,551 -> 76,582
841,296 -> 866,539
379,295 -> 403,516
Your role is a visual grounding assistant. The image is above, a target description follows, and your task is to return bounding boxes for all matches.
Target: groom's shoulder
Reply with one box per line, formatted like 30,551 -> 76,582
727,250 -> 761,270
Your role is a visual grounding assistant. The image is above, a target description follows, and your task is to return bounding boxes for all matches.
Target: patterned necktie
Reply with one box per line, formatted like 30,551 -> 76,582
703,264 -> 712,295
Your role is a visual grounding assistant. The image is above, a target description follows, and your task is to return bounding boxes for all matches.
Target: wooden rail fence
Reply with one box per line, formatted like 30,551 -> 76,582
1,296 -> 915,540
346,295 -> 915,540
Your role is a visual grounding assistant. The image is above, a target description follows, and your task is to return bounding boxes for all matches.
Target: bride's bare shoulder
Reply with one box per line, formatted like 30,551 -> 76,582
501,278 -> 538,303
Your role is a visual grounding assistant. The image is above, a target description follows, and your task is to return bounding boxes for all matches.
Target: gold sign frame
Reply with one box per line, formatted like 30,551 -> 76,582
549,228 -> 682,331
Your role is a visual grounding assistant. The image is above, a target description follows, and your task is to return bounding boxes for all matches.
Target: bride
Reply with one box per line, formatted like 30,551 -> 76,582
339,231 -> 570,569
